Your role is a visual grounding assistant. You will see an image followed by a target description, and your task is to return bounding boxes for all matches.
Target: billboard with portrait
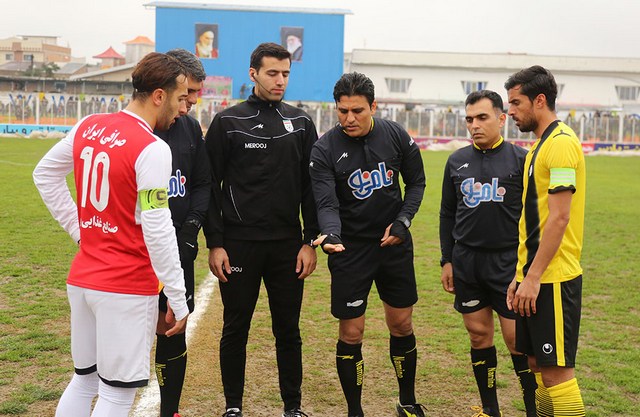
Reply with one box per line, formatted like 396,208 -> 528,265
281,27 -> 304,62
195,23 -> 219,59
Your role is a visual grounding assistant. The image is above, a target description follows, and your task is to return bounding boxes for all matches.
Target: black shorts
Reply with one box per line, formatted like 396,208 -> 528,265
515,276 -> 582,367
452,243 -> 516,319
328,234 -> 418,320
159,257 -> 195,314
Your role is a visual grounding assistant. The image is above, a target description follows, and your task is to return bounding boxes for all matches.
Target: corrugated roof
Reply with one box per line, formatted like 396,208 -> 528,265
145,1 -> 351,15
57,62 -> 88,75
349,49 -> 640,74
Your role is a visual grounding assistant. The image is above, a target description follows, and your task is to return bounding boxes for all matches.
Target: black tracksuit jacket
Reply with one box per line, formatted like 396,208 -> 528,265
310,118 -> 425,239
203,93 -> 319,247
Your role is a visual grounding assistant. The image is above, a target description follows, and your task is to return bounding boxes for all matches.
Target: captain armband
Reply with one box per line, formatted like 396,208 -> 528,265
139,188 -> 169,211
549,167 -> 576,193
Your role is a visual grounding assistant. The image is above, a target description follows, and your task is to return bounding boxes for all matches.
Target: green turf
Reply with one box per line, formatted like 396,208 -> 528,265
0,137 -> 639,415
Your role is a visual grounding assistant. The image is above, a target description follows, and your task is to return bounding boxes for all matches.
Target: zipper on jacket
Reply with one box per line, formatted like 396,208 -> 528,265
229,186 -> 243,222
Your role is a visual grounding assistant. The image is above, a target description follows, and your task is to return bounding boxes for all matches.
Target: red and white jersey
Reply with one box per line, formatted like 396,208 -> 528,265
34,110 -> 188,320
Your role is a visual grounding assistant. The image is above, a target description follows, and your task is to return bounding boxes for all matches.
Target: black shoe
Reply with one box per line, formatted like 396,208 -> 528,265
396,401 -> 427,417
282,409 -> 309,417
222,408 -> 243,417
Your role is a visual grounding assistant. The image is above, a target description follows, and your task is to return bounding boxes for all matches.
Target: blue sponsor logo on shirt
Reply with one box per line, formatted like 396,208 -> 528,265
168,169 -> 186,198
348,162 -> 394,200
461,177 -> 505,208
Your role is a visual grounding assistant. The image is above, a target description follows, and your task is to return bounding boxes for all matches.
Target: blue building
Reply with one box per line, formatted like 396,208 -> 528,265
149,2 -> 350,102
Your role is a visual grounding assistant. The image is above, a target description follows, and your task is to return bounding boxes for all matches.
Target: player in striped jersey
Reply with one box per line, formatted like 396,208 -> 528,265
505,65 -> 586,417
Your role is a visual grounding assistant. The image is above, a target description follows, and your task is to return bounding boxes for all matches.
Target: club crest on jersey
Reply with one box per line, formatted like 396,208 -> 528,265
461,177 -> 505,208
168,169 -> 186,198
348,162 -> 393,200
283,119 -> 294,132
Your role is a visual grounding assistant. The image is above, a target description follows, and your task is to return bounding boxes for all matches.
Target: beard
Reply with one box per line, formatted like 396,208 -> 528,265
516,114 -> 538,133
155,101 -> 176,131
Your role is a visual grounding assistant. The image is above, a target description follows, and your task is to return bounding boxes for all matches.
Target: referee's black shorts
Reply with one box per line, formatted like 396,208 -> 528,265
328,234 -> 418,320
451,242 -> 517,319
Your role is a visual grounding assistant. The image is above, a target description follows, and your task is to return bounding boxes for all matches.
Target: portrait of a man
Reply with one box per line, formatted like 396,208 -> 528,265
281,27 -> 303,62
195,23 -> 219,59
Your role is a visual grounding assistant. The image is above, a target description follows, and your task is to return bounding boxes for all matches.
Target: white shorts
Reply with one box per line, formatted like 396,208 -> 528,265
67,284 -> 158,387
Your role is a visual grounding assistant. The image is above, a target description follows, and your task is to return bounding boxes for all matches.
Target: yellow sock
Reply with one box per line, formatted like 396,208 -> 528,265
547,377 -> 585,417
534,372 -> 554,417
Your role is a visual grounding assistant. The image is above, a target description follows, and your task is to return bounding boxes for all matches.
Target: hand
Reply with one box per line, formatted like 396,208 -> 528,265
177,221 -> 199,262
296,244 -> 317,279
164,301 -> 188,337
509,275 -> 540,317
506,276 -> 517,311
380,223 -> 403,247
313,235 -> 345,254
209,247 -> 231,282
440,262 -> 455,294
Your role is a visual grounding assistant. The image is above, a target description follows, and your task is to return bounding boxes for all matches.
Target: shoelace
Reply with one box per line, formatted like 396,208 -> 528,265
470,405 -> 492,417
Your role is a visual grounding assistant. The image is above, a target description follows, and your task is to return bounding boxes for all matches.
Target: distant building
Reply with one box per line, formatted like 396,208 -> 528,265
93,46 -> 126,69
0,35 -> 71,65
149,1 -> 350,101
124,36 -> 155,64
346,49 -> 640,113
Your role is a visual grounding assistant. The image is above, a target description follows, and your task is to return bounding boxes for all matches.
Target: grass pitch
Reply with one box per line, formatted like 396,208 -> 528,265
0,137 -> 639,416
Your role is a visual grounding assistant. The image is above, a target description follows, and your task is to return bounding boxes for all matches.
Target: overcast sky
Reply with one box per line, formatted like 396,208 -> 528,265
2,0 -> 640,62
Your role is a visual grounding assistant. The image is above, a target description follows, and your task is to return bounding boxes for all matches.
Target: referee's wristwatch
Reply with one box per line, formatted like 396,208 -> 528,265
306,238 -> 318,249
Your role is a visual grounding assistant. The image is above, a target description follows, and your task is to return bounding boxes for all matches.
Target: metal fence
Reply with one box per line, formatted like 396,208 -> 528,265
1,94 -> 639,143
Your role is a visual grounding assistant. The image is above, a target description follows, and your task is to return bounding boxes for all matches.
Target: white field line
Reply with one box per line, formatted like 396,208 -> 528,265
130,271 -> 218,417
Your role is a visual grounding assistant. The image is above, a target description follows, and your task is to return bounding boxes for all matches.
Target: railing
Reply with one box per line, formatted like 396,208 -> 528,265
1,96 -> 639,143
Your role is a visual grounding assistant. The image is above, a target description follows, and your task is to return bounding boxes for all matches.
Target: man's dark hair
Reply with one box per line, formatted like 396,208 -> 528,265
250,42 -> 291,70
166,48 -> 206,82
131,52 -> 186,100
333,72 -> 375,106
504,65 -> 558,111
465,90 -> 504,112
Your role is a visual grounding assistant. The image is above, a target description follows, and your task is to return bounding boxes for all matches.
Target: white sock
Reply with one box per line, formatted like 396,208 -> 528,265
90,380 -> 137,417
55,372 -> 99,417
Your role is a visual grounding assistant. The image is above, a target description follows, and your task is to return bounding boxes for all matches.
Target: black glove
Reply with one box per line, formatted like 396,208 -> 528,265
177,220 -> 200,263
321,233 -> 343,254
389,220 -> 409,242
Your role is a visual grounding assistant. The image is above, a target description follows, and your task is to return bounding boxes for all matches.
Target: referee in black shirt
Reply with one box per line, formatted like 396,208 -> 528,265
439,90 -> 537,417
310,72 -> 426,417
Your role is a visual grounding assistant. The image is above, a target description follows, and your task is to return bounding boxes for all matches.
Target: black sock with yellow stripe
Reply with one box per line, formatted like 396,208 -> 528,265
511,354 -> 537,417
156,333 -> 187,417
547,377 -> 585,417
390,333 -> 417,405
336,340 -> 364,417
471,346 -> 499,416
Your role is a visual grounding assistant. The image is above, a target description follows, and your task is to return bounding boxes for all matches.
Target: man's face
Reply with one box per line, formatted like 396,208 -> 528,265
200,31 -> 214,46
336,95 -> 377,138
507,86 -> 538,133
250,57 -> 290,102
157,75 -> 188,130
465,97 -> 506,149
287,35 -> 301,52
181,76 -> 204,115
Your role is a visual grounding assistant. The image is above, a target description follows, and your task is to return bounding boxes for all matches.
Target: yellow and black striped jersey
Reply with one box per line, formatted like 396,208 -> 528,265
516,121 -> 586,284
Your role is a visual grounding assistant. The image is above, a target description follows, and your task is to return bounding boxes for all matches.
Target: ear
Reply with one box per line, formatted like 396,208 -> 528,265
534,93 -> 547,109
151,88 -> 165,106
370,99 -> 377,114
249,68 -> 257,82
498,112 -> 507,128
